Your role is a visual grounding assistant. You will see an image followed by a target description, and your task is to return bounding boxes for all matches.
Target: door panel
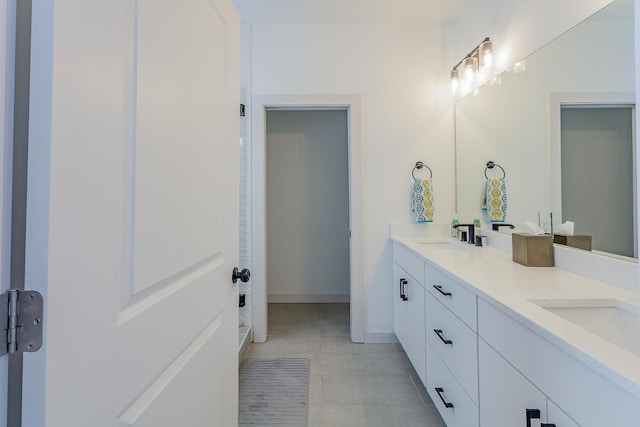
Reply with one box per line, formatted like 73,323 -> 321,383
133,0 -> 228,293
118,316 -> 225,427
21,1 -> 240,426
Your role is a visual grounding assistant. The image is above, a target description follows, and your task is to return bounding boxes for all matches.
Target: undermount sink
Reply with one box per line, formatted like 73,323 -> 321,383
412,238 -> 451,244
529,298 -> 640,357
412,239 -> 468,249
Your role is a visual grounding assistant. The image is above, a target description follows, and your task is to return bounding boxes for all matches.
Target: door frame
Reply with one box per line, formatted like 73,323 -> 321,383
548,91 -> 636,257
0,1 -> 15,426
251,94 -> 364,343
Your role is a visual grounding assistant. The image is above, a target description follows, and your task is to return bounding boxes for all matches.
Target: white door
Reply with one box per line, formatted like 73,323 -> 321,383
20,1 -> 240,426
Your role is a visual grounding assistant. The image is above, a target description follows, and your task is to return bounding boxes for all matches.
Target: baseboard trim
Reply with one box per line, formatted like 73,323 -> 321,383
267,294 -> 350,303
365,332 -> 399,344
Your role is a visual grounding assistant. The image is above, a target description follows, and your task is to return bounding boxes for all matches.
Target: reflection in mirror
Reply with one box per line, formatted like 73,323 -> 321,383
455,0 -> 636,259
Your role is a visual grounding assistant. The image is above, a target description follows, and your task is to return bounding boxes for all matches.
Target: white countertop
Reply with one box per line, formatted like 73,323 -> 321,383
392,234 -> 640,399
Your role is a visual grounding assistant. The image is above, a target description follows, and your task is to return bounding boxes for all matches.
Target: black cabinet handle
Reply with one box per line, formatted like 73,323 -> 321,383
526,409 -> 541,427
400,278 -> 408,301
434,329 -> 453,345
433,284 -> 452,296
541,424 -> 556,427
434,387 -> 454,408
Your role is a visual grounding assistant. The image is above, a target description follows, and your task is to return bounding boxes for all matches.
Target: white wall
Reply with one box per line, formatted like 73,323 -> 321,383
248,23 -> 455,338
266,109 -> 350,302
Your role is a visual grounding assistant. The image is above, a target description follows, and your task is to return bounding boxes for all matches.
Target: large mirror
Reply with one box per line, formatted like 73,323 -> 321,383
455,0 -> 636,259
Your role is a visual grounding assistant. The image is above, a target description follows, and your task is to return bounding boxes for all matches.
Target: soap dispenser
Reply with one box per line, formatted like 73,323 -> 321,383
450,214 -> 459,238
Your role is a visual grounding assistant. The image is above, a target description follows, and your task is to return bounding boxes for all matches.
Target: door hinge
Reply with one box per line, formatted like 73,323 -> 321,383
0,290 -> 44,357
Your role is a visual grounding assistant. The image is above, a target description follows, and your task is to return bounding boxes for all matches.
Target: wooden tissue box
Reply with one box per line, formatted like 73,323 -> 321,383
553,234 -> 592,251
512,233 -> 554,267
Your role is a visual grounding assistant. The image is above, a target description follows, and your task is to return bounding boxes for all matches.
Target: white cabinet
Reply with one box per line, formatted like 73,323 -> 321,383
478,298 -> 640,427
424,262 -> 479,426
392,263 -> 408,348
547,399 -> 580,427
479,339 -> 548,426
426,341 -> 479,427
424,263 -> 477,331
393,243 -> 426,384
479,338 -> 581,427
425,290 -> 478,404
391,238 -> 640,427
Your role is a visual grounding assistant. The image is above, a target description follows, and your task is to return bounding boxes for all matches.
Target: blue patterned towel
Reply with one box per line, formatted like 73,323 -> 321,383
481,178 -> 507,222
412,178 -> 434,223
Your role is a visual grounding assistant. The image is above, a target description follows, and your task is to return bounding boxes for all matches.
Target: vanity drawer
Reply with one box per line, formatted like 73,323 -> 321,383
425,290 -> 478,404
425,263 -> 477,331
393,242 -> 424,285
426,341 -> 479,427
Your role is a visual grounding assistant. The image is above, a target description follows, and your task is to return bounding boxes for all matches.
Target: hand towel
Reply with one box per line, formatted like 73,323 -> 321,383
481,178 -> 507,222
412,178 -> 434,223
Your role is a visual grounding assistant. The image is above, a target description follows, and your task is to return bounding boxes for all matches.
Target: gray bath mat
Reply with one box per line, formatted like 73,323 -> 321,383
239,358 -> 310,426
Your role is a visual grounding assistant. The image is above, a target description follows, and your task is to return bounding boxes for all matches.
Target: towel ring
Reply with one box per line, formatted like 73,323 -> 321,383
412,161 -> 433,180
484,161 -> 506,179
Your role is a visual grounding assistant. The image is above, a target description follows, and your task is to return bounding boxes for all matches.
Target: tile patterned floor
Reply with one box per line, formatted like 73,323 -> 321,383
245,303 -> 446,427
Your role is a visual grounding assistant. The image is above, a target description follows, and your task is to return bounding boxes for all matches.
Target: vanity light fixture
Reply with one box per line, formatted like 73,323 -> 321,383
450,37 -> 493,95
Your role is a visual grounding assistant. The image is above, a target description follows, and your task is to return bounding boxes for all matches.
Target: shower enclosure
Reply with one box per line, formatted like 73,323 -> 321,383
238,94 -> 252,357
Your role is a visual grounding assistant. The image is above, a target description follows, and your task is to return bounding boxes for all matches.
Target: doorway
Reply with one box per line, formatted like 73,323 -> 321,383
251,95 -> 364,343
266,109 -> 350,304
560,105 -> 636,258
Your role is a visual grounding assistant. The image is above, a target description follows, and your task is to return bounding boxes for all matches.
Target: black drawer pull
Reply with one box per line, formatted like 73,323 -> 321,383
433,285 -> 452,296
434,329 -> 453,345
435,387 -> 454,408
400,278 -> 408,301
541,424 -> 556,427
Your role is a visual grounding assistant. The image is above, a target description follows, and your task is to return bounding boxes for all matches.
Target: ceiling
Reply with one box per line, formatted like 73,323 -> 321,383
232,0 -> 471,25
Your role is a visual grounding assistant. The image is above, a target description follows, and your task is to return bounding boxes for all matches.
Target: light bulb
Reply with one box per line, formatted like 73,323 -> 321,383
507,60 -> 526,73
479,39 -> 493,72
463,56 -> 477,84
488,75 -> 502,86
450,69 -> 459,95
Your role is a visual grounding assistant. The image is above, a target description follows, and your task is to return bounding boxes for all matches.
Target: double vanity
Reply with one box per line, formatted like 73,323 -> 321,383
392,230 -> 640,427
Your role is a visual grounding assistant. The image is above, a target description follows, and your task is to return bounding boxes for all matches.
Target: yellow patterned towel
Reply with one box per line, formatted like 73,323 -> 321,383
482,178 -> 507,222
412,179 -> 434,223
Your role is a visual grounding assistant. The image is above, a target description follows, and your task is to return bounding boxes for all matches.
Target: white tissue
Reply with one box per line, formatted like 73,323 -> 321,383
524,221 -> 545,235
555,221 -> 575,236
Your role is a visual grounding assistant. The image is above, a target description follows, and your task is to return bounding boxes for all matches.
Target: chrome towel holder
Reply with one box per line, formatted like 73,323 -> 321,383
484,160 -> 506,179
412,161 -> 433,180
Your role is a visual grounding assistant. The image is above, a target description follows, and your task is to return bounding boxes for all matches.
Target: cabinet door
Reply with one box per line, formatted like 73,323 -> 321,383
393,263 -> 409,348
393,263 -> 425,384
405,281 -> 425,384
479,339 -> 547,427
427,342 -> 479,427
547,399 -> 580,427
